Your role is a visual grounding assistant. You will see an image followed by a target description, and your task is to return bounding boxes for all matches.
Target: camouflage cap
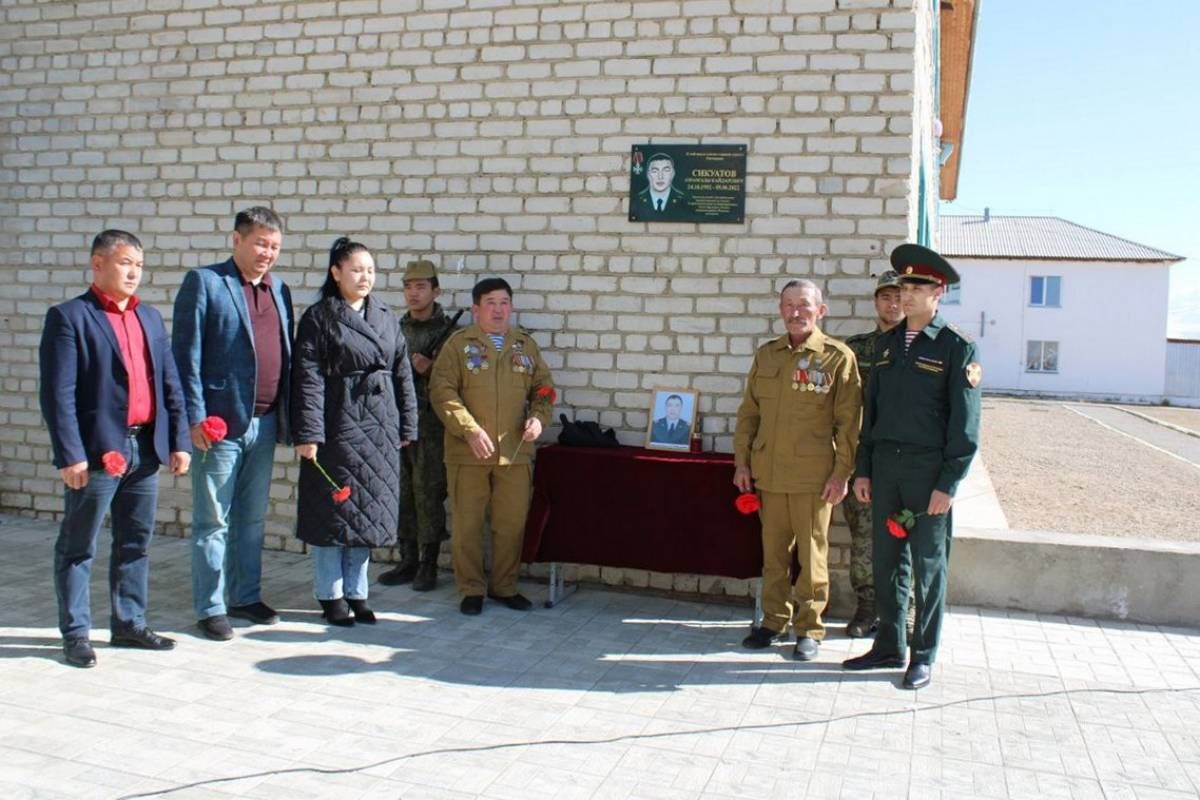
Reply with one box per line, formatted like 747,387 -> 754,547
874,269 -> 902,294
403,259 -> 437,282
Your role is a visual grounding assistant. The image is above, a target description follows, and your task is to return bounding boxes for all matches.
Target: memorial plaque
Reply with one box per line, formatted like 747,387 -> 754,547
628,143 -> 747,224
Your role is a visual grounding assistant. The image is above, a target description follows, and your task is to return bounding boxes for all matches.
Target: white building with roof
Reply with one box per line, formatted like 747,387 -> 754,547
937,214 -> 1183,402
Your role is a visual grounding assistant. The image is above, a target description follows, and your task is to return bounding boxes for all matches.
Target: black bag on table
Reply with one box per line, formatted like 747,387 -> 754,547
556,413 -> 620,448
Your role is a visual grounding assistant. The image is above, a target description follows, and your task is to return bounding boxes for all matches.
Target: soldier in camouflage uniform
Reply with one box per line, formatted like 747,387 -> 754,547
378,260 -> 457,591
840,270 -> 914,637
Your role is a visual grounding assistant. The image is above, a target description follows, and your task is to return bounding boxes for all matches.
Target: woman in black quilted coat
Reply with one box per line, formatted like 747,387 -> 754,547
291,237 -> 418,626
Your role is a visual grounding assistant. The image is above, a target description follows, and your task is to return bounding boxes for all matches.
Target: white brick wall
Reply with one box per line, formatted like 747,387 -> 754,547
0,0 -> 935,607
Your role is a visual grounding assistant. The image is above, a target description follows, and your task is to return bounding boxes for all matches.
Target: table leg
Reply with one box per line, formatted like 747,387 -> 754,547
543,562 -> 579,609
754,577 -> 764,626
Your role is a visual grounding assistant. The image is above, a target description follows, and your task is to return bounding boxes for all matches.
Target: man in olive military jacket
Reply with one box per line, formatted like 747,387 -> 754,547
734,279 -> 862,661
429,278 -> 553,616
843,244 -> 982,691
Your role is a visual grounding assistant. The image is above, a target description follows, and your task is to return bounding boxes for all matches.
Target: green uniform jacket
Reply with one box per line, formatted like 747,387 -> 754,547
430,323 -> 553,467
401,302 -> 456,413
734,328 -> 862,494
854,314 -> 981,496
843,326 -> 888,393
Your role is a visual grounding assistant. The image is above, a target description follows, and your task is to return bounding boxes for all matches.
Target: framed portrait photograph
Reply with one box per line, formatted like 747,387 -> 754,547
645,388 -> 699,451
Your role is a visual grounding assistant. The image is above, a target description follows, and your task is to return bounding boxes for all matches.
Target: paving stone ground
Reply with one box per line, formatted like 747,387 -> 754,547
1,513 -> 1199,800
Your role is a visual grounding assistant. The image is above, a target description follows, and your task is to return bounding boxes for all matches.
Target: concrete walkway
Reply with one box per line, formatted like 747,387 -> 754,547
2,513 -> 1199,799
1068,403 -> 1200,468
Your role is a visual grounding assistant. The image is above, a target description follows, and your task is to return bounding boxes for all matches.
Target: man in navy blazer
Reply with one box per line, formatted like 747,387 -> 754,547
172,207 -> 294,641
39,230 -> 192,668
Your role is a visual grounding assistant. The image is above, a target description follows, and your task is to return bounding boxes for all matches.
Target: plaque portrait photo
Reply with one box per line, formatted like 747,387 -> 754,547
645,388 -> 699,452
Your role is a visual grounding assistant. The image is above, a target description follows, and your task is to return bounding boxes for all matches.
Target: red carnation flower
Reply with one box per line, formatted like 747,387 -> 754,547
886,517 -> 908,539
200,416 -> 228,442
101,451 -> 127,477
734,492 -> 760,515
332,486 -> 351,504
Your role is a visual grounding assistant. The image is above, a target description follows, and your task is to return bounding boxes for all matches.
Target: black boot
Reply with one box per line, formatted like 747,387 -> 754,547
318,598 -> 355,627
347,599 -> 376,625
411,544 -> 440,592
377,541 -> 419,586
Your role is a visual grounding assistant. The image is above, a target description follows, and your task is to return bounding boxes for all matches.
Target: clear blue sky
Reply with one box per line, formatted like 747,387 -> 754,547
942,0 -> 1200,338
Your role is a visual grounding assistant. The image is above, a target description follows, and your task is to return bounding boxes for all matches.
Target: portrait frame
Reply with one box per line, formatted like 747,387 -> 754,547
644,387 -> 699,452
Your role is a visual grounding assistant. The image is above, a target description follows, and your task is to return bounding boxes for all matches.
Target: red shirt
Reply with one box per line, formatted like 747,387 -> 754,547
91,286 -> 154,426
239,272 -> 284,417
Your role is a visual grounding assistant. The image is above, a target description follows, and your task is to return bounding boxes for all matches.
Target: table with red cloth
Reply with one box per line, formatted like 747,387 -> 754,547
521,445 -> 763,601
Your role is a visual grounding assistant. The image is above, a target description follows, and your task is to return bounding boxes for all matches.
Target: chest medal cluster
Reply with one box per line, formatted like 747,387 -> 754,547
510,340 -> 535,374
464,343 -> 489,373
792,354 -> 831,394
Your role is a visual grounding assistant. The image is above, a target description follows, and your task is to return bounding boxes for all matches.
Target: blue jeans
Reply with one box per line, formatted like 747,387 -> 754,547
54,429 -> 160,640
190,411 -> 277,619
311,546 -> 370,601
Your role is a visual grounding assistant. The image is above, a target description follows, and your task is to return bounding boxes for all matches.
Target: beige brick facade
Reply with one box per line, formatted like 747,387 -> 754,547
0,0 -> 939,609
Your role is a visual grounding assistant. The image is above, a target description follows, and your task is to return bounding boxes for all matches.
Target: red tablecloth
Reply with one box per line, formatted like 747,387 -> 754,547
521,445 -> 763,579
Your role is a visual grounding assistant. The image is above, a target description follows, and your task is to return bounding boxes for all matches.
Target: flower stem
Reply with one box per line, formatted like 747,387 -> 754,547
308,456 -> 340,490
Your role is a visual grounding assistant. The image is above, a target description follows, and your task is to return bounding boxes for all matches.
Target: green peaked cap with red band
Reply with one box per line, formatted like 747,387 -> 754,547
890,243 -> 960,287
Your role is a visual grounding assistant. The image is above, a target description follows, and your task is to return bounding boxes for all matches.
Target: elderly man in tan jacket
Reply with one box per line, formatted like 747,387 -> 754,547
734,279 -> 862,660
430,277 -> 553,616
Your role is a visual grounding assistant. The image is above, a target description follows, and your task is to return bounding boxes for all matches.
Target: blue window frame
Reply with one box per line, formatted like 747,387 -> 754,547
1029,276 -> 1061,307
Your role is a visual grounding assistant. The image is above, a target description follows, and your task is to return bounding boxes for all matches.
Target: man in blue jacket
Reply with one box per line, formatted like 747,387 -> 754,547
39,230 -> 192,668
172,207 -> 294,641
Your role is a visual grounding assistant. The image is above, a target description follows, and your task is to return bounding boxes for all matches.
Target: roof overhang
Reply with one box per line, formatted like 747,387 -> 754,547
938,0 -> 980,201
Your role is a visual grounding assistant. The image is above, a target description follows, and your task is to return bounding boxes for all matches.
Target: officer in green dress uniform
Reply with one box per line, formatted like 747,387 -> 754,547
842,244 -> 982,690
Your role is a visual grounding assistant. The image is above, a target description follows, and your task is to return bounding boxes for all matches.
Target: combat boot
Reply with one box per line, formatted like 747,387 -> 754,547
845,603 -> 879,638
378,540 -> 419,586
411,543 -> 440,592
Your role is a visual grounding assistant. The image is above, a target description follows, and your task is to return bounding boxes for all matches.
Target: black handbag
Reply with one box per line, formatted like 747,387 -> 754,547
556,413 -> 620,448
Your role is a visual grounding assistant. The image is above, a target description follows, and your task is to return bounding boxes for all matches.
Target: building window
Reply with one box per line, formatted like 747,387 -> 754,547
941,282 -> 961,305
1026,340 -> 1059,373
1029,275 -> 1062,307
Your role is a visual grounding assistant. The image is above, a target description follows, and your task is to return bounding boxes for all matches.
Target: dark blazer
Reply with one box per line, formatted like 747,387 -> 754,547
291,296 -> 418,548
630,186 -> 691,221
39,291 -> 191,470
172,258 -> 295,443
651,416 -> 692,446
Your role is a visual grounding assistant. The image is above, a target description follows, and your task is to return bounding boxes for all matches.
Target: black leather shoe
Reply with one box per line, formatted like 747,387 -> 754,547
487,592 -> 532,611
228,602 -> 279,625
903,662 -> 932,690
792,637 -> 820,661
111,627 -> 176,650
63,638 -> 96,668
842,647 -> 904,670
318,598 -> 355,627
377,561 -> 419,586
197,615 -> 234,641
460,595 -> 484,616
741,625 -> 781,650
346,599 -> 376,625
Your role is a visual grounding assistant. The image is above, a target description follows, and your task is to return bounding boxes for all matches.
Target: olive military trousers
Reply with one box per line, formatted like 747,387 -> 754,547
759,491 -> 833,639
447,462 -> 531,598
870,446 -> 952,665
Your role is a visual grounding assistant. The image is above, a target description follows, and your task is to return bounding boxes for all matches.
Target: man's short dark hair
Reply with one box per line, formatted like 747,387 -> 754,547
234,206 -> 283,235
472,277 -> 513,304
647,153 -> 674,169
666,394 -> 683,405
91,229 -> 142,256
